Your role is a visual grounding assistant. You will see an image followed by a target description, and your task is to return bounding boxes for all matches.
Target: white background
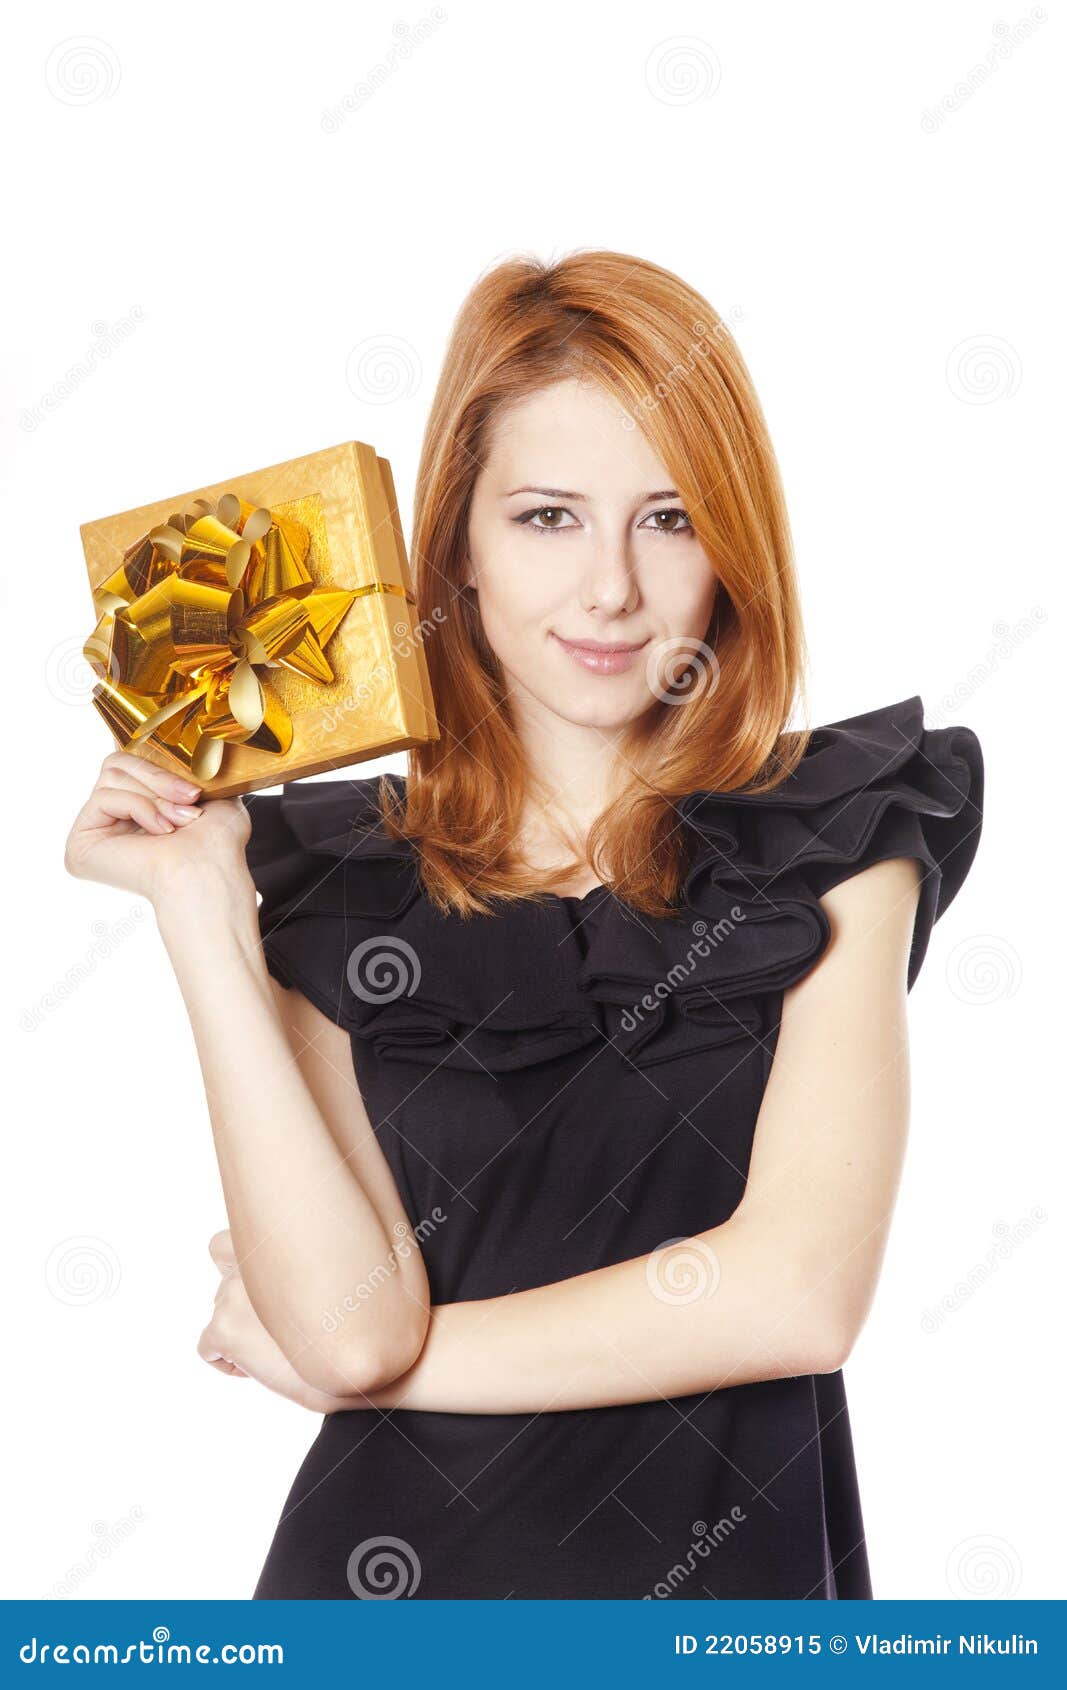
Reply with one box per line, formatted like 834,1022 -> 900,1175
3,0 -> 1062,1601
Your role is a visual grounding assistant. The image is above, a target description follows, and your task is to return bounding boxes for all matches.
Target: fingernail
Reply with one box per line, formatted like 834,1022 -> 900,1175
169,804 -> 202,819
174,779 -> 201,797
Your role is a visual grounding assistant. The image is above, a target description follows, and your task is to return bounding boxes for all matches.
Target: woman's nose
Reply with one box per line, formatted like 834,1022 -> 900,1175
578,536 -> 640,615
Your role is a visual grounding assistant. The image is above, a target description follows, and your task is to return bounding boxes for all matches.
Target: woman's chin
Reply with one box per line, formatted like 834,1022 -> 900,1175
538,690 -> 655,736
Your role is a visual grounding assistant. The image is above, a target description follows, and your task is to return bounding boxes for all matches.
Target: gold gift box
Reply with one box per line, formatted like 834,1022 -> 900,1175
79,440 -> 439,799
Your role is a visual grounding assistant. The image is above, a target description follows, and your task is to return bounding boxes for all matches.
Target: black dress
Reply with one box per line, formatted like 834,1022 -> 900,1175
242,694 -> 983,1600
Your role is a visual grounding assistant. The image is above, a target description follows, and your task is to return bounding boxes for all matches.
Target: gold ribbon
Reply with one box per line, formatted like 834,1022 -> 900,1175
83,490 -> 413,782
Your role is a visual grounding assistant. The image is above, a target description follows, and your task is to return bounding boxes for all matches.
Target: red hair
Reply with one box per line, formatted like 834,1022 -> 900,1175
383,248 -> 811,918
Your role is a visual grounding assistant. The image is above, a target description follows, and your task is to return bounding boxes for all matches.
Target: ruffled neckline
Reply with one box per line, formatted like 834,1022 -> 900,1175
245,694 -> 983,1073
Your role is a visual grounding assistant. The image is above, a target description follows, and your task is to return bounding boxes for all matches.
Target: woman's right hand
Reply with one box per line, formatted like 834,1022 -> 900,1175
199,1229 -> 352,1415
63,749 -> 254,908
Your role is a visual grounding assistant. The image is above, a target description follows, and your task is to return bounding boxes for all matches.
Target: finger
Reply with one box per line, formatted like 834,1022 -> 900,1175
98,765 -> 204,825
213,1269 -> 239,1304
81,783 -> 181,835
99,751 -> 202,805
197,1326 -> 246,1374
208,1229 -> 237,1269
212,1271 -> 241,1308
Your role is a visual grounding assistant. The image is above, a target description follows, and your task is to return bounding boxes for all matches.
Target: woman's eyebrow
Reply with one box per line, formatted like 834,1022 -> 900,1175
503,485 -> 681,502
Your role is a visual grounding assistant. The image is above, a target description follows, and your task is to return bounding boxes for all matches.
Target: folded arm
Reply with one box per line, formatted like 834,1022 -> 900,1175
328,855 -> 921,1415
159,868 -> 430,1398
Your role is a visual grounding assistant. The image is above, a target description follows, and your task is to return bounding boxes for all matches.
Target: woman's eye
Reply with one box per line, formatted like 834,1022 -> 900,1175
516,506 -> 579,532
641,507 -> 693,535
513,505 -> 694,535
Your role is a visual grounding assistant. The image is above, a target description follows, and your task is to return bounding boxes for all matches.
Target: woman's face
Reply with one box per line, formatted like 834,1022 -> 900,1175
464,377 -> 719,735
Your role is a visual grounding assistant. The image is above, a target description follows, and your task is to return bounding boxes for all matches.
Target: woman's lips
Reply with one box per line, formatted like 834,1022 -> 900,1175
550,632 -> 650,675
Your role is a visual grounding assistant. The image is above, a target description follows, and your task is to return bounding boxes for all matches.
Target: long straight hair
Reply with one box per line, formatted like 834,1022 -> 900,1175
382,249 -> 811,918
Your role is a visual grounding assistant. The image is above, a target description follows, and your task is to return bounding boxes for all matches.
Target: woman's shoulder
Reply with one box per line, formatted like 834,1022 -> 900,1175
243,770 -> 417,921
681,693 -> 982,889
240,695 -> 984,1068
243,768 -> 600,1067
677,692 -> 984,987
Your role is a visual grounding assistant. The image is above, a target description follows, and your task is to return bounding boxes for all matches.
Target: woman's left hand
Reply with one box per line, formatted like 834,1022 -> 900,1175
198,1229 -> 352,1414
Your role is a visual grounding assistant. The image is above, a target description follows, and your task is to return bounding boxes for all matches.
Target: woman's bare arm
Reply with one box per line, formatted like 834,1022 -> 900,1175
326,854 -> 922,1414
65,750 -> 429,1397
156,868 -> 430,1396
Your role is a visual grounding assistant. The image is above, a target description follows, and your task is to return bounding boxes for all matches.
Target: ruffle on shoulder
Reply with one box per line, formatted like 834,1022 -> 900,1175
677,693 -> 984,992
243,695 -> 983,1072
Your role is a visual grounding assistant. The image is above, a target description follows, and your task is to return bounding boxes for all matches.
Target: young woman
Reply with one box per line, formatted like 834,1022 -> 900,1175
64,250 -> 984,1600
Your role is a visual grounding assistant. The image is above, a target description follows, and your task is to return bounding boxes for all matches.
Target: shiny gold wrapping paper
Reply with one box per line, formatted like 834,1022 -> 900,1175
79,441 -> 439,798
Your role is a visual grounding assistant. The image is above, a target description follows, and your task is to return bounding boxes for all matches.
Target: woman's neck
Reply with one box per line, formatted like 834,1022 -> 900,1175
511,706 -> 633,886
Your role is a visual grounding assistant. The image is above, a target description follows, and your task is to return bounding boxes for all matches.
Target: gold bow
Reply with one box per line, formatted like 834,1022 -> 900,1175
83,491 -> 364,782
